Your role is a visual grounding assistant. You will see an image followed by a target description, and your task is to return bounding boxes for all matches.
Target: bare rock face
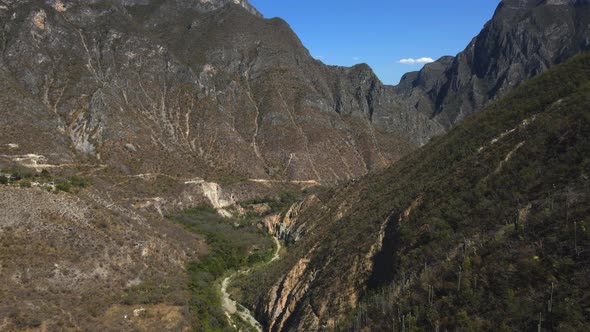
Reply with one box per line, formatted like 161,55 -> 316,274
262,257 -> 316,331
3,0 -> 587,186
262,195 -> 318,242
394,0 -> 590,129
0,0 -> 415,185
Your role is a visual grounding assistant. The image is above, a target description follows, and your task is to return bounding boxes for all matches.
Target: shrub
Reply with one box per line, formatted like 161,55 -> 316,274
56,182 -> 71,192
122,281 -> 167,305
69,176 -> 89,188
11,172 -> 21,181
19,180 -> 32,188
0,175 -> 7,185
174,207 -> 275,331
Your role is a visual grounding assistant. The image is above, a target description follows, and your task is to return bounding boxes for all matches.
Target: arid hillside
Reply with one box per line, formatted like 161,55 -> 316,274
241,53 -> 590,331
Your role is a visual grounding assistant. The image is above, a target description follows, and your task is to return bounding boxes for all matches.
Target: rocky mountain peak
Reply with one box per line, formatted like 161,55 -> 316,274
394,0 -> 590,129
1,0 -> 588,184
0,0 -> 263,17
188,0 -> 262,17
499,0 -> 590,10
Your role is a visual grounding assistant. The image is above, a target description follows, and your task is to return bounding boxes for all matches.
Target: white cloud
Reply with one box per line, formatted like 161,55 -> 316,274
353,57 -> 360,60
399,57 -> 435,65
314,55 -> 325,60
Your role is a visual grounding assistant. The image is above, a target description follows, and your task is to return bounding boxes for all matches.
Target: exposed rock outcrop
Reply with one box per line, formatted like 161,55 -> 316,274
262,257 -> 316,332
262,195 -> 319,242
0,0 -> 414,185
394,0 -> 590,129
2,0 -> 589,187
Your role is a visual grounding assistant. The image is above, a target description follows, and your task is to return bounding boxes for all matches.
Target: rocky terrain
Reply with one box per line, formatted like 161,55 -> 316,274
243,52 -> 590,332
394,0 -> 590,129
1,0 -> 590,331
0,185 -> 204,331
1,0 -> 588,186
0,0 -> 413,185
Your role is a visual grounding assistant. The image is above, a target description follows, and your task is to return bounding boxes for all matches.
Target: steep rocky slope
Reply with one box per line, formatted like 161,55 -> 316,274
395,0 -> 590,129
0,0 -> 590,183
0,0 -> 416,185
244,53 -> 590,331
3,0 -> 588,186
1,0 -> 590,331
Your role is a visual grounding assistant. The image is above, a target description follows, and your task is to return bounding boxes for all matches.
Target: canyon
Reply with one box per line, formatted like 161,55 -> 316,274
1,0 -> 590,331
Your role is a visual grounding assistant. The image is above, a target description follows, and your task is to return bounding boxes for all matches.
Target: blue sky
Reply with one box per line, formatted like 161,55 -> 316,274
249,1 -> 500,85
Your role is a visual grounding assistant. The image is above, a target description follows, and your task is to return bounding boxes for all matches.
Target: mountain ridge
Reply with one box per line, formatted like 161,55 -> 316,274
241,51 -> 590,331
1,0 -> 590,331
2,0 -> 589,184
393,0 -> 590,129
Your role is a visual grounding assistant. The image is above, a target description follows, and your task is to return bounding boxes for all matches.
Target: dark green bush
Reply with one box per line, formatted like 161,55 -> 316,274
56,182 -> 71,192
19,180 -> 31,188
69,176 -> 89,188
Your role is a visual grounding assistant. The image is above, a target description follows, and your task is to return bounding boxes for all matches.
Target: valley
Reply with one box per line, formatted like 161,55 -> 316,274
220,236 -> 281,332
242,53 -> 590,331
0,0 -> 589,331
171,187 -> 304,331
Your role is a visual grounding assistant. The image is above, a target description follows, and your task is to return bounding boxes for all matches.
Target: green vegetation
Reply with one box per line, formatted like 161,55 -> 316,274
241,185 -> 327,217
175,205 -> 274,331
18,180 -> 31,188
55,182 -> 71,192
230,313 -> 258,332
0,168 -> 37,187
241,189 -> 299,215
69,175 -> 89,188
0,167 -> 90,193
121,280 -> 172,305
40,169 -> 50,179
11,170 -> 33,180
330,53 -> 590,331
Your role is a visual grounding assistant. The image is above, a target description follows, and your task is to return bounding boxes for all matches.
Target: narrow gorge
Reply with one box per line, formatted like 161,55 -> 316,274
1,0 -> 590,331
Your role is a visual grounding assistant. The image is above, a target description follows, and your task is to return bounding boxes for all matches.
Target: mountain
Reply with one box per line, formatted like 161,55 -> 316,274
394,0 -> 590,129
3,0 -> 588,186
0,0 -> 416,185
1,0 -> 590,331
241,52 -> 590,331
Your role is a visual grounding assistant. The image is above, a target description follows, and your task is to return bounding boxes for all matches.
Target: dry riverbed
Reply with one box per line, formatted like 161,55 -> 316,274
221,237 -> 281,331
